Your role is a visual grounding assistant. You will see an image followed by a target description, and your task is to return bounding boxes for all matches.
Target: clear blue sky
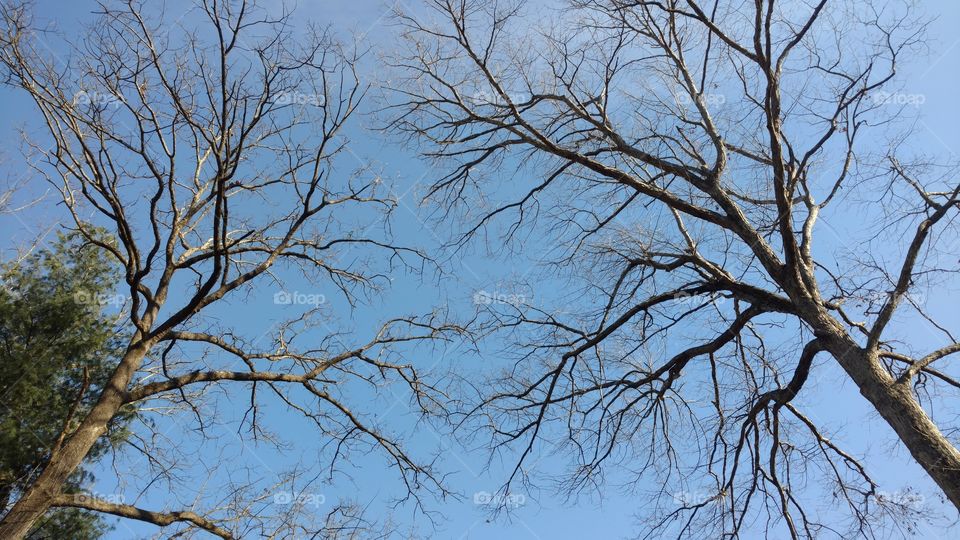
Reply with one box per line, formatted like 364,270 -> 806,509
2,1 -> 960,538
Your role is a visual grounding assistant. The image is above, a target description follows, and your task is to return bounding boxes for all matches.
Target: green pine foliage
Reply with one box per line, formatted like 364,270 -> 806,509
0,230 -> 131,539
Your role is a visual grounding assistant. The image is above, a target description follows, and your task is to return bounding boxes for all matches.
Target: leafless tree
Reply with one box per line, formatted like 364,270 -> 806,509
0,155 -> 51,265
388,0 -> 960,537
0,1 -> 462,537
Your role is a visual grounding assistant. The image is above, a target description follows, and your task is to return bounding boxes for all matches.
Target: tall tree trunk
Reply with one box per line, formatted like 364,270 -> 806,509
826,336 -> 960,510
0,345 -> 147,539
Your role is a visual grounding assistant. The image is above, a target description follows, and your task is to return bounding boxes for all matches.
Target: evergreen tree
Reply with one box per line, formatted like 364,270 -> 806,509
0,231 -> 129,539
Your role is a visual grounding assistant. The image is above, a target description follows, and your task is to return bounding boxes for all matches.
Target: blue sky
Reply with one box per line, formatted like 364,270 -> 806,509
2,1 -> 960,538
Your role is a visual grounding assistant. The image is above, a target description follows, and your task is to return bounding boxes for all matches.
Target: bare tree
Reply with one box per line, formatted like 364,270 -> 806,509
389,0 -> 960,537
0,1 -> 461,537
0,156 -> 51,265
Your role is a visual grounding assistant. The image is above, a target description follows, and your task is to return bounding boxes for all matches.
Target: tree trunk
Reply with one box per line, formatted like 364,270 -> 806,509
0,345 -> 147,539
828,339 -> 960,510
